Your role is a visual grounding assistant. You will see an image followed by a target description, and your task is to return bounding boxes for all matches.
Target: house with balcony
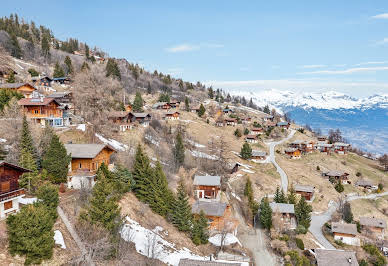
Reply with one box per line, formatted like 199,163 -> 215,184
65,144 -> 116,189
108,111 -> 133,132
192,201 -> 238,231
359,217 -> 386,239
322,170 -> 350,184
270,202 -> 296,229
0,83 -> 36,98
193,175 -> 221,201
18,92 -> 64,127
129,112 -> 151,127
284,148 -> 301,159
164,111 -> 180,120
294,184 -> 315,201
0,161 -> 30,220
333,142 -> 351,154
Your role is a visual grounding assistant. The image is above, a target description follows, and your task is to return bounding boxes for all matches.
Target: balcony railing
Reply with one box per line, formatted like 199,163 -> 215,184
0,188 -> 25,202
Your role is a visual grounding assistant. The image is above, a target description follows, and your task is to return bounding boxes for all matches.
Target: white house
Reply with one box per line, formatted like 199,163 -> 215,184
332,222 -> 360,246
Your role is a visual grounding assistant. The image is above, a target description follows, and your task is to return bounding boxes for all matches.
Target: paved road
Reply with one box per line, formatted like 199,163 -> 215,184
266,130 -> 296,192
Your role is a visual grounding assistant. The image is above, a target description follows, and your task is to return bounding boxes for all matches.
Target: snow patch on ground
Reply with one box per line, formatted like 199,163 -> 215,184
187,139 -> 206,148
76,124 -> 86,131
19,197 -> 37,205
145,134 -> 160,145
208,233 -> 242,247
241,169 -> 255,174
251,157 -> 270,164
0,138 -> 6,143
54,230 -> 66,249
95,133 -> 128,151
190,150 -> 219,160
231,192 -> 242,202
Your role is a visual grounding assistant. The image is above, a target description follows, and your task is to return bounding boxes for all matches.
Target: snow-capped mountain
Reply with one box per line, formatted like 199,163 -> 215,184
230,89 -> 388,154
230,89 -> 388,111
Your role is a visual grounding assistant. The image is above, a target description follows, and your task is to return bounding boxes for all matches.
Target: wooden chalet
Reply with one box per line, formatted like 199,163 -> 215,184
65,144 -> 116,189
191,106 -> 200,113
47,91 -> 72,105
192,201 -> 237,231
193,175 -> 221,201
289,140 -> 314,154
250,127 -> 263,135
223,107 -> 233,114
251,150 -> 266,160
224,118 -> 237,126
355,179 -> 374,189
315,143 -> 333,154
333,142 -> 351,154
265,121 -> 277,127
18,93 -> 64,127
315,249 -> 358,266
359,217 -> 386,238
331,222 -> 360,246
245,134 -> 258,144
152,102 -> 171,110
129,112 -> 151,127
294,184 -> 315,201
52,77 -> 71,85
215,117 -> 225,127
31,76 -> 52,87
241,117 -> 251,124
169,100 -> 181,108
270,202 -> 296,229
317,136 -> 328,143
284,148 -> 301,159
263,115 -> 274,122
0,161 -> 30,220
165,111 -> 180,120
0,83 -> 36,98
108,111 -> 132,131
322,170 -> 349,184
0,68 -> 17,80
276,121 -> 290,129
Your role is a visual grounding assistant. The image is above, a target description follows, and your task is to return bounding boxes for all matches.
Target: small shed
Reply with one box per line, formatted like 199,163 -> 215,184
294,184 -> 315,201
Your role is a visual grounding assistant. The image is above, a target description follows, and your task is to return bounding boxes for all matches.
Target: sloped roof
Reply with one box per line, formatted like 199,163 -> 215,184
166,111 -> 180,115
284,148 -> 299,153
334,142 -> 350,147
131,112 -> 151,118
252,150 -> 266,157
277,121 -> 290,126
245,135 -> 257,139
48,91 -> 71,98
331,222 -> 358,235
18,97 -> 59,106
294,184 -> 314,193
64,144 -> 115,159
270,202 -> 295,214
0,161 -> 31,173
193,175 -> 221,186
0,83 -> 35,90
359,217 -> 387,229
355,179 -> 373,187
152,102 -> 169,108
315,249 -> 358,266
108,111 -> 130,118
179,259 -> 240,266
192,201 -> 227,217
323,170 -> 348,177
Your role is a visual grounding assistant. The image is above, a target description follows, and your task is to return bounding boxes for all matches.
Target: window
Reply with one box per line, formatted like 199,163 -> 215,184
4,200 -> 13,210
0,181 -> 10,192
92,163 -> 95,170
79,163 -> 82,169
34,109 -> 39,114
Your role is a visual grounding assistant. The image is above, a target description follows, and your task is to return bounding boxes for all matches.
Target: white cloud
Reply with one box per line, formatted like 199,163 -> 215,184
165,44 -> 200,53
376,38 -> 388,45
372,13 -> 388,19
165,42 -> 224,53
298,66 -> 388,75
354,61 -> 388,66
300,64 -> 326,69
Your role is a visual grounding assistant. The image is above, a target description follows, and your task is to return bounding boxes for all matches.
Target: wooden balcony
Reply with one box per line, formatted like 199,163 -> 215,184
0,189 -> 25,202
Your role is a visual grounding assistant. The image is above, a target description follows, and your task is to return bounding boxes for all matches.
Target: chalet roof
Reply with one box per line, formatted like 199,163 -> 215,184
334,142 -> 350,147
251,127 -> 263,131
108,111 -> 130,118
152,102 -> 169,108
294,184 -> 314,193
179,259 -> 240,266
131,112 -> 151,118
245,135 -> 257,139
323,170 -> 348,177
0,161 -> 31,173
316,143 -> 333,147
48,91 -> 71,98
0,83 -> 35,90
355,179 -> 373,187
331,222 -> 358,235
270,202 -> 295,214
193,175 -> 221,186
359,217 -> 387,229
252,150 -> 266,157
284,148 -> 299,153
64,144 -> 115,159
317,135 -> 328,139
192,201 -> 227,217
18,97 -> 60,106
224,118 -> 237,122
277,121 -> 290,126
290,140 -> 303,145
315,249 -> 358,266
53,77 -> 70,81
166,111 -> 180,115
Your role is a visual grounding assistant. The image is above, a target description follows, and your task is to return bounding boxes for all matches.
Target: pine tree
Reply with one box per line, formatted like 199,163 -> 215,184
19,148 -> 39,192
148,162 -> 174,217
85,171 -> 121,233
64,56 -> 73,74
6,71 -> 16,83
132,144 -> 153,202
198,104 -> 205,117
172,181 -> 192,232
53,62 -> 65,78
240,142 -> 252,160
41,35 -> 50,58
191,210 -> 209,245
234,128 -> 242,138
243,128 -> 250,135
81,61 -> 90,71
41,134 -> 71,184
10,34 -> 22,59
147,82 -> 152,94
343,202 -> 353,223
112,164 -> 134,194
158,93 -> 170,103
38,126 -> 54,167
173,132 -> 185,168
335,180 -> 344,193
287,185 -> 297,204
295,196 -> 312,230
263,105 -> 270,114
208,87 -> 214,99
274,186 -> 281,203
19,116 -> 37,162
132,92 -> 144,112
184,97 -> 189,111
279,189 -> 287,203
6,204 -> 55,265
36,183 -> 59,221
244,178 -> 253,200
85,44 -> 90,59
259,197 -> 272,230
105,58 -> 121,80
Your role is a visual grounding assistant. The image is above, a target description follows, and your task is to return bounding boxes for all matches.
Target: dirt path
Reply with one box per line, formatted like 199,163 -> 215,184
57,206 -> 95,266
266,129 -> 296,192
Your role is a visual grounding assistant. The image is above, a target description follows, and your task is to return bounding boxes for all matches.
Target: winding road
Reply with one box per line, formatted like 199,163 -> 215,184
266,129 -> 296,192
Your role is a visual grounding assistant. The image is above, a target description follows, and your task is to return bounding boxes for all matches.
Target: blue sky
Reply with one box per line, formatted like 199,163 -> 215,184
3,1 -> 388,97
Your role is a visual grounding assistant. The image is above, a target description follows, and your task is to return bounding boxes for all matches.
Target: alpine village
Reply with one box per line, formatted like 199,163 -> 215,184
0,14 -> 387,266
